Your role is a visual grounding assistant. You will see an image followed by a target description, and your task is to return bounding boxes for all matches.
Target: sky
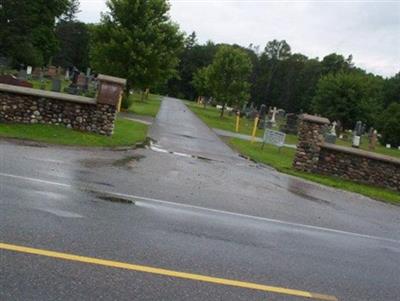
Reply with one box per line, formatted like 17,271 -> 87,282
78,0 -> 400,77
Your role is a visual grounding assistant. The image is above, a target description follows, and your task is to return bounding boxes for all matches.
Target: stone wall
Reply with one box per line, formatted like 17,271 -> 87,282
293,114 -> 400,192
0,82 -> 118,135
318,144 -> 400,192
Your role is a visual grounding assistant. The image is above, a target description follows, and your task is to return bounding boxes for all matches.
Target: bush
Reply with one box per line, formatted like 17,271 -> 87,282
121,95 -> 134,110
378,102 -> 400,147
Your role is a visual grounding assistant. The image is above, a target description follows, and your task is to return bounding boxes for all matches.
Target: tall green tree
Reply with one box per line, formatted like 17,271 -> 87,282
383,72 -> 400,107
378,102 -> 400,147
60,0 -> 81,22
53,21 -> 90,70
0,0 -> 69,66
312,72 -> 384,129
207,46 -> 253,117
192,66 -> 211,98
90,0 -> 184,99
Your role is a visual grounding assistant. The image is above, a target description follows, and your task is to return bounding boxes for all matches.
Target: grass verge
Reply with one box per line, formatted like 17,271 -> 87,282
0,118 -> 148,147
128,92 -> 162,117
229,138 -> 400,205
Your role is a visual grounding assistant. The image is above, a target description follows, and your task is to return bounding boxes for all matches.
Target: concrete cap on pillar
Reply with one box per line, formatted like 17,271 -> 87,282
300,114 -> 330,124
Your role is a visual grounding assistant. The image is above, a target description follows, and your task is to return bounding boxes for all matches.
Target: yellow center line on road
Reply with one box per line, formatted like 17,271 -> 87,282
0,242 -> 338,301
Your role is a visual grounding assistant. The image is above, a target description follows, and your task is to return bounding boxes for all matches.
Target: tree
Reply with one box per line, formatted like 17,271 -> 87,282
167,39 -> 218,100
321,53 -> 354,75
90,0 -> 184,100
0,0 -> 69,66
312,72 -> 384,129
60,0 -> 81,22
53,21 -> 90,70
207,46 -> 253,117
383,72 -> 400,107
378,102 -> 400,147
192,66 -> 211,98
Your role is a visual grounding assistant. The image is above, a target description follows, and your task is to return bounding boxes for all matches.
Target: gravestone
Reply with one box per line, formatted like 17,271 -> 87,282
270,107 -> 278,124
65,69 -> 70,80
368,129 -> 377,151
77,73 -> 87,91
86,67 -> 91,77
46,66 -> 57,78
26,66 -> 32,78
258,104 -> 267,129
32,67 -> 42,80
51,78 -> 62,92
282,113 -> 298,134
325,121 -> 337,144
17,69 -> 27,80
352,120 -> 362,148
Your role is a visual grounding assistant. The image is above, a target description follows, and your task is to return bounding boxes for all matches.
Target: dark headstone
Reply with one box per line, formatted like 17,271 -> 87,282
325,134 -> 337,144
282,113 -> 299,134
258,104 -> 267,129
51,78 -> 62,92
17,69 -> 27,80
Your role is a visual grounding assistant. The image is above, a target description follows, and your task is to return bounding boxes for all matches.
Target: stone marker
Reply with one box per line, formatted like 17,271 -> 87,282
51,78 -> 62,92
46,66 -> 57,78
77,73 -> 87,91
17,69 -> 27,80
282,113 -> 298,134
26,66 -> 32,76
368,130 -> 377,151
352,120 -> 362,148
258,104 -> 267,129
270,106 -> 278,124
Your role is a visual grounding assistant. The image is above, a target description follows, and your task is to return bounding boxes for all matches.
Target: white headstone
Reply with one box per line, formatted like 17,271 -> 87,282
386,144 -> 391,149
270,107 -> 277,123
65,69 -> 70,80
26,66 -> 32,75
330,121 -> 337,136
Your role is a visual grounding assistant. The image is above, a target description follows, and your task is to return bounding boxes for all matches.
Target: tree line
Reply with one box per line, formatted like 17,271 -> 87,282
0,0 -> 399,145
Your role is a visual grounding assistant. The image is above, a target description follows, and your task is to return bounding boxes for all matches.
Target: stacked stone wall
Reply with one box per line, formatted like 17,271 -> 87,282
0,86 -> 116,135
293,114 -> 400,192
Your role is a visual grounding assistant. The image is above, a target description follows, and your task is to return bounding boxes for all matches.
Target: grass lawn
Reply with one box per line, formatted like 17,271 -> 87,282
0,118 -> 148,147
229,138 -> 400,205
186,102 -> 299,144
128,92 -> 162,117
28,78 -> 71,92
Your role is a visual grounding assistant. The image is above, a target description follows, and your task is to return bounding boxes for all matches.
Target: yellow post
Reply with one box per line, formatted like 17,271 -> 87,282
235,112 -> 240,133
251,115 -> 259,143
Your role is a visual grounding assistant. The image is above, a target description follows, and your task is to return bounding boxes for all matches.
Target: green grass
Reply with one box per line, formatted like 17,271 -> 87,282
229,138 -> 400,204
336,137 -> 400,158
128,92 -> 162,117
28,78 -> 71,92
186,102 -> 299,145
0,118 -> 148,147
186,102 -> 265,136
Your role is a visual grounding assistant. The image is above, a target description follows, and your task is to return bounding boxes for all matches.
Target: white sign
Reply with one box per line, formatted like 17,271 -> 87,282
263,129 -> 286,148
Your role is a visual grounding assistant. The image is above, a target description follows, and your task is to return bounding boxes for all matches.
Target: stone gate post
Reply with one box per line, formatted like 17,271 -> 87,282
293,114 -> 330,172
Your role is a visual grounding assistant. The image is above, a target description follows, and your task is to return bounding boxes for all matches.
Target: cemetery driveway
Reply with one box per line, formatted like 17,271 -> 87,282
1,96 -> 400,301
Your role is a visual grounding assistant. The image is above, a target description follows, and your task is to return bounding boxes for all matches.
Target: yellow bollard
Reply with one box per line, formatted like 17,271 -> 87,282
235,111 -> 240,133
251,116 -> 259,143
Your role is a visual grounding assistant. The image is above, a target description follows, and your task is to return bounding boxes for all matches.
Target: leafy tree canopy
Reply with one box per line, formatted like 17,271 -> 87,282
207,45 -> 253,116
90,0 -> 184,95
0,0 -> 69,66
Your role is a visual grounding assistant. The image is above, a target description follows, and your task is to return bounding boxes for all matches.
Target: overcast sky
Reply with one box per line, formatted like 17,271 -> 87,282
78,0 -> 400,77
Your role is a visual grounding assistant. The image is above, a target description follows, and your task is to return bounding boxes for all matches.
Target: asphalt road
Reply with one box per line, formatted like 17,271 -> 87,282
1,97 -> 399,300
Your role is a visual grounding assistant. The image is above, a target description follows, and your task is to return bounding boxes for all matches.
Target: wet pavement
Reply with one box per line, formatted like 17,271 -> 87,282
1,96 -> 400,301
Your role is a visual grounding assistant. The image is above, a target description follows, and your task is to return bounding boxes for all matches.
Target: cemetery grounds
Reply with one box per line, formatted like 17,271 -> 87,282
187,102 -> 400,204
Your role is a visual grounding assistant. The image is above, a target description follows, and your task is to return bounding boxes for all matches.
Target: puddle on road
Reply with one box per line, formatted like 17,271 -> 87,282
112,154 -> 145,168
79,154 -> 145,169
287,178 -> 332,205
88,190 -> 135,204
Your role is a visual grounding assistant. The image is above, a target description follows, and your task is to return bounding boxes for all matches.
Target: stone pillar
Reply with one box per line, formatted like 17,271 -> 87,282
293,114 -> 330,172
97,74 -> 127,111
